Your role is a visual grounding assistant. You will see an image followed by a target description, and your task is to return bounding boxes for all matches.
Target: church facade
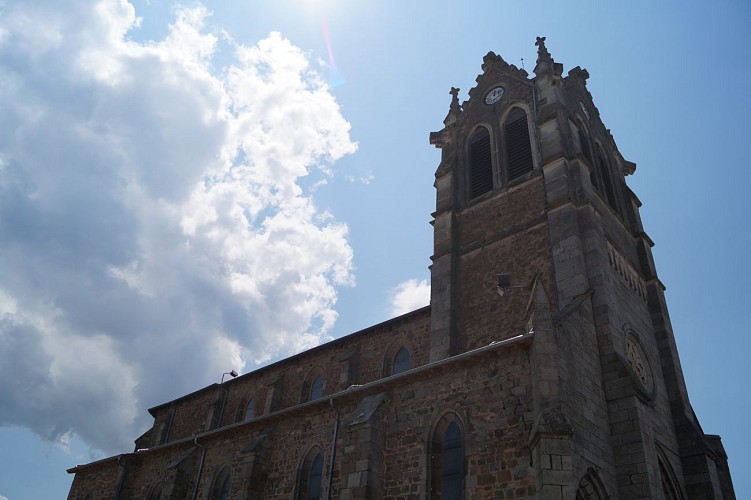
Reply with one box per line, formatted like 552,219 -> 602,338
67,39 -> 734,500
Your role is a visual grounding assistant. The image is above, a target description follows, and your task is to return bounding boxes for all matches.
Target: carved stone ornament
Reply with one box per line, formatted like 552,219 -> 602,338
579,100 -> 591,120
625,335 -> 652,395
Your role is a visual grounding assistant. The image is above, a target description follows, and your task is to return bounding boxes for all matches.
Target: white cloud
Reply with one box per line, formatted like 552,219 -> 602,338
344,173 -> 375,184
0,494 -> 8,500
0,1 -> 356,454
389,279 -> 430,317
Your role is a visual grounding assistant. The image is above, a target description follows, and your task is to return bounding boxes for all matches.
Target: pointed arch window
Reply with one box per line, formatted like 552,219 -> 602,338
430,416 -> 465,499
658,454 -> 684,500
577,123 -> 593,164
297,447 -> 324,500
146,481 -> 164,500
302,370 -> 327,403
575,468 -> 609,500
209,465 -> 232,500
504,108 -> 534,181
392,347 -> 411,375
244,397 -> 255,420
310,375 -> 325,400
468,127 -> 493,198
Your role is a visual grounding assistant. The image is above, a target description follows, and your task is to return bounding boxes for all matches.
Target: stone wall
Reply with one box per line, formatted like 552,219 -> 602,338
69,336 -> 537,500
138,308 -> 431,450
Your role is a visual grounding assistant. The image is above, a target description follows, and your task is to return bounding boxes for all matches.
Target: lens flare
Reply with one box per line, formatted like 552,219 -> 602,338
321,15 -> 345,87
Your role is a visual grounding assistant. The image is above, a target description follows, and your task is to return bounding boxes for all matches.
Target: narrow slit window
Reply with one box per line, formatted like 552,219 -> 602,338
297,448 -> 324,500
209,465 -> 232,500
430,417 -> 465,499
307,453 -> 323,500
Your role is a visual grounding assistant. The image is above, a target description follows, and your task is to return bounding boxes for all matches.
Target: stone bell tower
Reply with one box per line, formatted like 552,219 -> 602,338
429,37 -> 734,499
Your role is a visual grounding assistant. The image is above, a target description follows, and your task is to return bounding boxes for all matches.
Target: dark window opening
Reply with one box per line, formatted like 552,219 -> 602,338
310,375 -> 325,400
147,482 -> 164,500
307,453 -> 323,500
596,150 -> 618,211
297,449 -> 324,500
442,422 -> 464,499
431,417 -> 464,499
392,347 -> 410,375
504,109 -> 534,181
578,125 -> 592,164
244,397 -> 255,420
469,127 -> 493,198
210,466 -> 232,500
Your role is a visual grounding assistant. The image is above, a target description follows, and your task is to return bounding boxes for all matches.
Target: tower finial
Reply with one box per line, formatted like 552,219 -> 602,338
449,87 -> 461,111
535,36 -> 552,64
440,86 -> 462,127
534,36 -> 562,81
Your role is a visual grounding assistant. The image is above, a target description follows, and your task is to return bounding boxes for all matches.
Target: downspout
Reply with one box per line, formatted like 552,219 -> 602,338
326,398 -> 340,500
192,437 -> 207,500
114,455 -> 127,500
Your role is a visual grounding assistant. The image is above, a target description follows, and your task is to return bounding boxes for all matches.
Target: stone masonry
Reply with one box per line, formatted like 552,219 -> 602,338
68,39 -> 734,500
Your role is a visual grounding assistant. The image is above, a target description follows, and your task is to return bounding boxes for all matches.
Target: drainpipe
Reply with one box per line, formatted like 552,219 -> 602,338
114,455 -> 127,500
326,398 -> 340,500
192,437 -> 207,500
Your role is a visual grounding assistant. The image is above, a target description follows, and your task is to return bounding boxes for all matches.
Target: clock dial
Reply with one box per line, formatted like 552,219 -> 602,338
484,86 -> 505,105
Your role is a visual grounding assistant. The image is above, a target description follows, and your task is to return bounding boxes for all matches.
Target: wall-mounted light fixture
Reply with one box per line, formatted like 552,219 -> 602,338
221,370 -> 239,383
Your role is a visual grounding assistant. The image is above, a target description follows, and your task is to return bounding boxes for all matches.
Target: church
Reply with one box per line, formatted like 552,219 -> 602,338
67,38 -> 735,500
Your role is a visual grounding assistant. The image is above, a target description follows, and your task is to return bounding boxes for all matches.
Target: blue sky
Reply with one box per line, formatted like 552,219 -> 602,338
0,1 -> 749,499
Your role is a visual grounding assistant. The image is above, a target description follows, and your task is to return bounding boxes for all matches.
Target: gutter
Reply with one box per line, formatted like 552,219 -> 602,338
67,331 -> 533,473
326,398 -> 340,500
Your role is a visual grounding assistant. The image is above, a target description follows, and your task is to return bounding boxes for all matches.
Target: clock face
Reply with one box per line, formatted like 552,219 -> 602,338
579,100 -> 591,119
485,86 -> 505,105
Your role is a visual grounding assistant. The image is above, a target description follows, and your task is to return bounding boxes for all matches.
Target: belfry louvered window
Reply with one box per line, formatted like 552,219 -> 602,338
504,108 -> 533,181
578,124 -> 592,164
596,149 -> 618,212
468,127 -> 493,198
